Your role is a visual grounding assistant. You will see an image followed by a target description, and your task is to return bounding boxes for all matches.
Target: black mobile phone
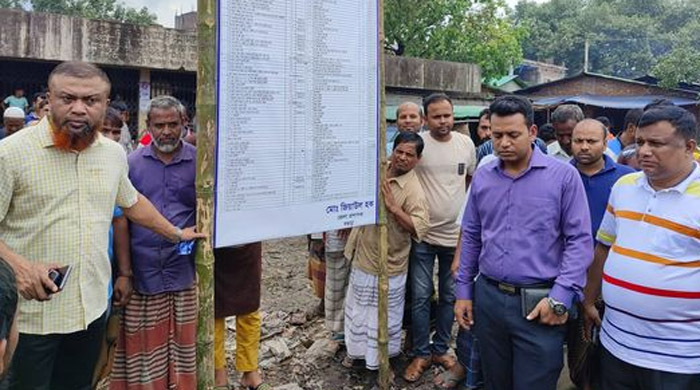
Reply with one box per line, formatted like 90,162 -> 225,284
48,265 -> 73,292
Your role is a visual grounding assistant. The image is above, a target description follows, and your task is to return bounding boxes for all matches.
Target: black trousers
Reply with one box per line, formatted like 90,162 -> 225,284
6,311 -> 106,390
473,276 -> 567,390
601,346 -> 700,390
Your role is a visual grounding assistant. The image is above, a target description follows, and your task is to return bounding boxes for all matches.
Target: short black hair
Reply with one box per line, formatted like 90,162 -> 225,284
623,108 -> 644,130
104,107 -> 124,128
538,123 -> 556,143
638,106 -> 698,141
0,259 -> 17,341
596,116 -> 611,128
32,92 -> 46,103
110,101 -> 128,113
643,98 -> 674,111
489,95 -> 534,127
479,108 -> 491,120
422,93 -> 452,116
393,131 -> 424,157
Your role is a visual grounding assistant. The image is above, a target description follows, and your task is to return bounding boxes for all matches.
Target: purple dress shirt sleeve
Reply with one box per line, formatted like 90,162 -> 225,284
549,169 -> 594,307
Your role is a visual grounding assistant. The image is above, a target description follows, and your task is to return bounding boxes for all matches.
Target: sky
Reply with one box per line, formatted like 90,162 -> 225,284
120,0 -> 196,28
123,0 -> 545,28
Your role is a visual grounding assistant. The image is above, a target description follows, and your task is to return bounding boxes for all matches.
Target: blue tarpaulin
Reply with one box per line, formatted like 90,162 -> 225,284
532,94 -> 698,109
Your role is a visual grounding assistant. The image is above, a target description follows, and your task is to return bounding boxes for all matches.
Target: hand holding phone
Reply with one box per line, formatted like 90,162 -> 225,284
47,265 -> 73,293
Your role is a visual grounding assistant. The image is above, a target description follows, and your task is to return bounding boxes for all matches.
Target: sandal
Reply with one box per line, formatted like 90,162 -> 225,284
433,366 -> 465,389
403,356 -> 431,382
432,353 -> 457,370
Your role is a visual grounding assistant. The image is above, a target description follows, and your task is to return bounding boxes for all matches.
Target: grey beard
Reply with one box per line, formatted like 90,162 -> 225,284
152,138 -> 181,153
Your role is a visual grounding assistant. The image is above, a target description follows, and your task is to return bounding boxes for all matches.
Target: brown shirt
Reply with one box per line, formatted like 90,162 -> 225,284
344,169 -> 429,276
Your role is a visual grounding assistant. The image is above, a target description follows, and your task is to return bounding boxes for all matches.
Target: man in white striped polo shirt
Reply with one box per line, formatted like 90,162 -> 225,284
583,105 -> 700,390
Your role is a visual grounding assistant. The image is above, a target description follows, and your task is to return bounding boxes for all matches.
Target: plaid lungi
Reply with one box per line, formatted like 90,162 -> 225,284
109,286 -> 197,390
324,251 -> 350,333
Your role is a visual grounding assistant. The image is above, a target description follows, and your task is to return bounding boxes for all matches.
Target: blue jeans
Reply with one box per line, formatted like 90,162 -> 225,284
409,240 -> 455,358
457,329 -> 484,389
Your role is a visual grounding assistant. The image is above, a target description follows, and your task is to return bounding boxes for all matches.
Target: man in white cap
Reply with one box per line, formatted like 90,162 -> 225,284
0,108 -> 26,140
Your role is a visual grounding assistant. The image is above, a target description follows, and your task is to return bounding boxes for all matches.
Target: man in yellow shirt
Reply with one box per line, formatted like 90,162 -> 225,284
0,61 -> 204,390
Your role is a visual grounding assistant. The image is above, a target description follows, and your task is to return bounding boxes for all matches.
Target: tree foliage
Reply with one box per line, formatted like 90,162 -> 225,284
514,0 -> 700,85
0,0 -> 156,25
384,0 -> 525,80
0,0 -> 21,8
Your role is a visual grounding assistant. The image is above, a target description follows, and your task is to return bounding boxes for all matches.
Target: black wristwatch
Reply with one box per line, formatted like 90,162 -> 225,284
547,297 -> 567,316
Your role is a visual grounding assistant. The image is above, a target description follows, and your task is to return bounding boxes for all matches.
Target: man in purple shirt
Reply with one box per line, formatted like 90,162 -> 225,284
455,95 -> 593,390
110,95 -> 198,389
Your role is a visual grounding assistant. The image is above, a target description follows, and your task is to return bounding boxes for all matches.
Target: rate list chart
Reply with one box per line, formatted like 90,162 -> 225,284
215,0 -> 379,247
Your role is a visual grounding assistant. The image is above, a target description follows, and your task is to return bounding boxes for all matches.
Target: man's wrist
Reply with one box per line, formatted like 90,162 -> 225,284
547,297 -> 567,316
118,270 -> 132,278
172,227 -> 183,243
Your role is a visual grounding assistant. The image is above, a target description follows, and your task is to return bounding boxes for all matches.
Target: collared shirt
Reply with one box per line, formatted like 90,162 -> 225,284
571,155 -> 635,237
0,118 -> 138,334
128,143 -> 197,295
456,147 -> 593,307
596,163 -> 700,374
547,141 -> 572,162
344,169 -> 429,276
415,132 -> 476,247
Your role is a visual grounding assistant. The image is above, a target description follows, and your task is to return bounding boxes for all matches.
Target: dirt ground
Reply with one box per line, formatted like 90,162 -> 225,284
221,237 -> 577,390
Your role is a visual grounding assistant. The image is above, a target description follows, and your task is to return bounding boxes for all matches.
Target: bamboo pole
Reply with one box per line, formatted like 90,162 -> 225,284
196,0 -> 217,389
376,0 -> 390,388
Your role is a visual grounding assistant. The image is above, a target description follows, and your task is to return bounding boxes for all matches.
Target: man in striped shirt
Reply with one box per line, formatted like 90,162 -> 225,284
583,105 -> 700,389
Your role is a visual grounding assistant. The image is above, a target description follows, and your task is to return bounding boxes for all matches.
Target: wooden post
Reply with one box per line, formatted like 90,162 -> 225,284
196,0 -> 216,389
377,0 -> 390,388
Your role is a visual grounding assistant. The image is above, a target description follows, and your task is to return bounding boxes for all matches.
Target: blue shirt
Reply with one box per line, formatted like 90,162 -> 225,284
570,155 -> 634,238
607,137 -> 623,157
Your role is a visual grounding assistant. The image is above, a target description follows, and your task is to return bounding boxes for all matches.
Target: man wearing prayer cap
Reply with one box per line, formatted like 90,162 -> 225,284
1,108 -> 26,140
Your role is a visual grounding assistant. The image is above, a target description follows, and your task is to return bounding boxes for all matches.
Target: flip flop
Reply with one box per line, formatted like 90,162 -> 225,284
403,356 -> 431,382
432,353 -> 457,370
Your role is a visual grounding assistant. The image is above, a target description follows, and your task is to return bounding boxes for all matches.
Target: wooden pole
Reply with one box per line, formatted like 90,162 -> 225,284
196,0 -> 216,389
377,0 -> 390,388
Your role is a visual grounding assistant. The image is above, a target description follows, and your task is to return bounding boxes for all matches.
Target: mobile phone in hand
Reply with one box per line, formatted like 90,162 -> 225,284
48,265 -> 73,292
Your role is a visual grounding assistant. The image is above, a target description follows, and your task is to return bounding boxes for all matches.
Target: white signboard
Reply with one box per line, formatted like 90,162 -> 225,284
214,0 -> 380,247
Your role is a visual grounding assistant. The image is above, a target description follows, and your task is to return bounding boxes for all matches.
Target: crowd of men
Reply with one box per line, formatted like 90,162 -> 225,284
326,94 -> 700,390
0,59 -> 699,390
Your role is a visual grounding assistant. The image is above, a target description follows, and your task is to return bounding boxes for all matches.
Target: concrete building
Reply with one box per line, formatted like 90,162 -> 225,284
175,11 -> 197,31
0,8 -> 489,139
516,59 -> 568,85
515,71 -> 699,130
0,8 -> 197,134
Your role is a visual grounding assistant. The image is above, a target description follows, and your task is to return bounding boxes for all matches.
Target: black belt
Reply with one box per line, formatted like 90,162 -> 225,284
480,274 -> 554,295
